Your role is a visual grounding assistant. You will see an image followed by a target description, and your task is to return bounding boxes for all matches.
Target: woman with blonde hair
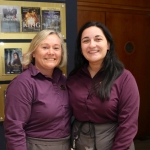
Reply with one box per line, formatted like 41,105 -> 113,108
4,30 -> 71,150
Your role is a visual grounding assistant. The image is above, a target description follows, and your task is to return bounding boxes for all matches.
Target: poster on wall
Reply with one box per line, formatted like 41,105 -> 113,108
4,48 -> 22,74
0,5 -> 21,32
21,7 -> 41,32
0,42 -> 30,81
0,1 -> 66,39
41,9 -> 61,32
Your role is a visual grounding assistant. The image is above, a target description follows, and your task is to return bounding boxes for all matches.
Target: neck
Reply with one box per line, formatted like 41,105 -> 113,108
88,63 -> 102,78
44,72 -> 53,78
35,66 -> 53,78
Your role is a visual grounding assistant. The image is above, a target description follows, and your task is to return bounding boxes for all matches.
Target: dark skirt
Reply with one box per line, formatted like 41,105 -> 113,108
26,136 -> 70,150
71,120 -> 135,150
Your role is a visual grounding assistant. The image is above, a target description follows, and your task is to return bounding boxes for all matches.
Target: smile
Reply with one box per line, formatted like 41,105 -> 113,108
88,50 -> 99,54
45,58 -> 56,61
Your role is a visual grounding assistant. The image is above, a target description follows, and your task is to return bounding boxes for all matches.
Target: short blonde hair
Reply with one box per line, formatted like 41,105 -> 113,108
22,30 -> 67,68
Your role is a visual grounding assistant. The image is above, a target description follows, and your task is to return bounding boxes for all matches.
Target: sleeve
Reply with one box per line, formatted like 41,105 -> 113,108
4,78 -> 33,150
112,72 -> 140,150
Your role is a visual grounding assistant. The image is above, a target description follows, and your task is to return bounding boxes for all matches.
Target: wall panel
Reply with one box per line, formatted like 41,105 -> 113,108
106,12 -> 150,137
78,0 -> 150,8
77,10 -> 105,31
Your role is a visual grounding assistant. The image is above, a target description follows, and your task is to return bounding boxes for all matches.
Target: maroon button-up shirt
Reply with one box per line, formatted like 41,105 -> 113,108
4,63 -> 71,150
67,65 -> 140,150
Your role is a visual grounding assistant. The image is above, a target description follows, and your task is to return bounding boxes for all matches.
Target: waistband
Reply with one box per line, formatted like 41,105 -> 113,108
26,136 -> 70,146
75,120 -> 117,130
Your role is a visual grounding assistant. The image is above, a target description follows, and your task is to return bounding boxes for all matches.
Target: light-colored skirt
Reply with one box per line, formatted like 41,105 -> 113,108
26,136 -> 70,150
71,119 -> 135,150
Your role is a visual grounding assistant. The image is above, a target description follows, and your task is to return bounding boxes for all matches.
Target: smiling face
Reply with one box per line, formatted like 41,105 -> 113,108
81,26 -> 110,66
32,34 -> 62,76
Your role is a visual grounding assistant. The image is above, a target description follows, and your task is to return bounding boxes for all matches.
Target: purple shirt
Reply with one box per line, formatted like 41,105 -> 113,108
67,65 -> 140,150
4,63 -> 71,150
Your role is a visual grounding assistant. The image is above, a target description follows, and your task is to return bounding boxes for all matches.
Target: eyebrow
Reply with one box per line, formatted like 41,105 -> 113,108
81,36 -> 89,41
81,35 -> 103,41
40,43 -> 60,46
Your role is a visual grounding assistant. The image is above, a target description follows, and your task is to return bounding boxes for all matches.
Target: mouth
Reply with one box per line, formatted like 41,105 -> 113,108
88,50 -> 99,54
44,58 -> 56,61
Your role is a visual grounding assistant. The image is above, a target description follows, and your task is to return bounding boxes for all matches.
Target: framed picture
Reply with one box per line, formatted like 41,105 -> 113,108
41,8 -> 61,32
0,42 -> 30,81
0,84 -> 8,122
0,1 -> 66,39
4,48 -> 22,74
40,4 -> 66,38
21,7 -> 41,32
0,5 -> 21,32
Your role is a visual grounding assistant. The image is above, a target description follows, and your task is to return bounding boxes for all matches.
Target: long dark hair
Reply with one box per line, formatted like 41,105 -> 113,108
70,21 -> 124,101
13,52 -> 21,63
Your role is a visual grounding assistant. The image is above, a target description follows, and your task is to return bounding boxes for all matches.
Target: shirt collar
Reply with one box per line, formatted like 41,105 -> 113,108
81,63 -> 90,75
28,63 -> 40,76
28,63 -> 62,83
81,63 -> 104,77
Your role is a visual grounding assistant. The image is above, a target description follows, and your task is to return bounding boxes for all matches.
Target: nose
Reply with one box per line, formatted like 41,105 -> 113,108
47,48 -> 54,54
89,40 -> 96,48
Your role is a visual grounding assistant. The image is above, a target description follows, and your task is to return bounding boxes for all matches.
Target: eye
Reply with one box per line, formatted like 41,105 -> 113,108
54,47 -> 60,50
43,46 -> 48,49
82,39 -> 90,43
95,38 -> 102,42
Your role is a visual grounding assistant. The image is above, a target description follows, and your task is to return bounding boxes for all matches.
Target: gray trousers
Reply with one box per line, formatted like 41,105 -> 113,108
26,136 -> 70,150
71,120 -> 135,150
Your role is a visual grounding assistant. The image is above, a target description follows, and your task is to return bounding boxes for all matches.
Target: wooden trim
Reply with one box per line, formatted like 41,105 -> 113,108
78,2 -> 150,14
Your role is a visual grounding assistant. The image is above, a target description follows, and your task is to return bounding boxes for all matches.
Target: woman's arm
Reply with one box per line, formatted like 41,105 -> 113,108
112,71 -> 140,150
4,78 -> 33,150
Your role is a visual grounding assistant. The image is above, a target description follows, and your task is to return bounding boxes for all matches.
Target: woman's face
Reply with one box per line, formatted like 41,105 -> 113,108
81,26 -> 110,65
33,34 -> 62,73
13,53 -> 18,59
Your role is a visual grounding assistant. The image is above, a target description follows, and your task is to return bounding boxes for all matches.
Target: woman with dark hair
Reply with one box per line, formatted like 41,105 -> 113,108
12,52 -> 21,65
11,52 -> 22,73
67,21 -> 140,150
